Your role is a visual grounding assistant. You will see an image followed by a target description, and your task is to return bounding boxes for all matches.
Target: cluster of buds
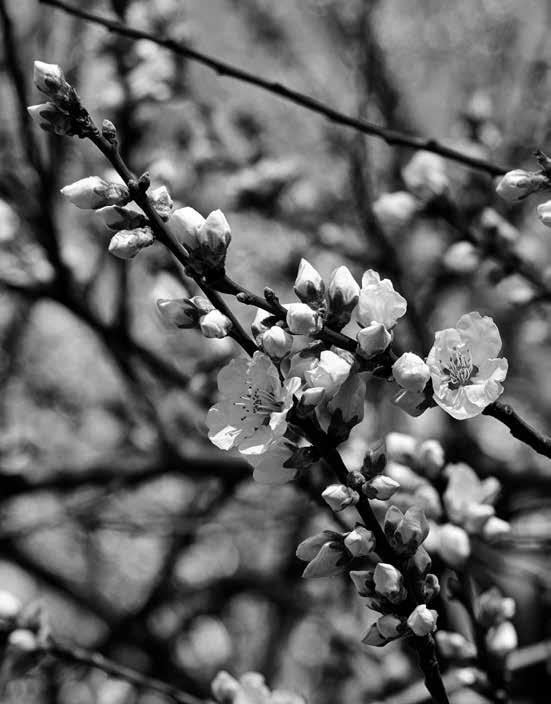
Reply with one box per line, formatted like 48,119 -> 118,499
28,61 -> 87,136
157,295 -> 232,339
0,591 -> 49,690
212,670 -> 305,704
350,565 -> 438,646
167,207 -> 231,277
372,151 -> 449,231
295,525 -> 375,578
476,587 -> 517,659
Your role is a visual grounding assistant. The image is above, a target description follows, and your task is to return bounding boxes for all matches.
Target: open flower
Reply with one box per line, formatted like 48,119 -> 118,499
427,312 -> 508,420
206,352 -> 300,455
357,270 -> 407,330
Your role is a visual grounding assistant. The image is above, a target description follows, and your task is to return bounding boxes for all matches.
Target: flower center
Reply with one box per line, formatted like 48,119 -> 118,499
441,346 -> 479,390
234,385 -> 283,422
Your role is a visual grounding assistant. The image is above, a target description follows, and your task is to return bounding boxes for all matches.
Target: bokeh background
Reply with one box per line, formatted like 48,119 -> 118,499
1,0 -> 551,702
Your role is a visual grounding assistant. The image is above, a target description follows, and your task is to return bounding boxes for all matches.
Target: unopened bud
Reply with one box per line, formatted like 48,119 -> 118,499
61,177 -> 129,209
416,439 -> 445,478
423,573 -> 440,602
27,102 -> 72,135
261,326 -> 293,358
363,475 -> 400,500
156,299 -> 198,329
200,310 -> 232,339
96,205 -> 146,231
357,322 -> 391,358
402,151 -> 449,200
294,258 -> 324,304
392,352 -> 430,393
443,241 -> 480,274
108,227 -> 154,259
148,186 -> 173,220
327,373 -> 365,428
373,191 -> 418,229
322,484 -> 359,512
33,61 -> 71,103
301,541 -> 346,578
496,169 -> 547,202
327,266 -> 360,327
344,526 -> 375,557
407,604 -> 438,636
0,591 -> 22,624
169,207 -> 231,273
396,506 -> 430,553
373,563 -> 407,604
286,302 -> 323,335
376,614 -> 404,639
102,119 -> 117,142
361,622 -> 393,646
438,523 -> 471,567
349,570 -> 375,597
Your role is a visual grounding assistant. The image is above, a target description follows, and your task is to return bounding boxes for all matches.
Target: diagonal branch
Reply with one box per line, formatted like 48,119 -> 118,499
39,0 -> 508,177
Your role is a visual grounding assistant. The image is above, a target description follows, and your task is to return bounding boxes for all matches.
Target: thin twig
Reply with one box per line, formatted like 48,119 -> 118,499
39,0 -> 508,177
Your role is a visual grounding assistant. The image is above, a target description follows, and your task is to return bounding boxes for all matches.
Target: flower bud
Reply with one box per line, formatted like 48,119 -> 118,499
301,541 -> 346,578
286,302 -> 322,335
423,573 -> 440,602
439,523 -> 471,568
416,439 -> 445,478
482,516 -> 510,541
294,258 -> 325,304
385,432 -> 417,464
409,546 -> 432,575
373,563 -> 407,604
392,388 -> 427,417
148,185 -> 173,220
108,227 -> 154,259
96,205 -> 146,231
402,151 -> 449,200
396,506 -> 430,552
27,102 -> 73,135
358,270 -> 407,329
33,61 -> 71,103
443,241 -> 480,274
363,475 -> 400,500
169,206 -> 205,244
327,373 -> 365,426
537,199 -> 551,227
200,310 -> 233,339
304,350 -> 351,397
361,439 -> 387,478
357,322 -> 391,358
344,526 -> 375,557
299,386 -> 325,411
407,605 -> 438,636
376,614 -> 404,640
169,207 -> 231,273
0,591 -> 22,624
61,177 -> 130,209
496,169 -> 546,202
414,483 -> 442,519
156,299 -> 199,329
486,621 -> 518,657
321,484 -> 359,512
436,631 -> 477,661
327,266 -> 360,327
296,531 -> 339,561
349,570 -> 375,597
212,670 -> 240,702
361,622 -> 393,646
392,352 -> 430,393
261,326 -> 293,358
373,191 -> 418,229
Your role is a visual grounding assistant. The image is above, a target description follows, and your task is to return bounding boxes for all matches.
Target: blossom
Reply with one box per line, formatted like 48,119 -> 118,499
357,322 -> 391,358
407,605 -> 438,636
392,352 -> 430,393
200,310 -> 233,338
322,484 -> 359,512
61,177 -> 130,209
108,227 -> 154,259
373,563 -> 407,603
426,312 -> 508,420
344,526 -> 375,557
304,350 -> 351,398
206,352 -> 300,455
33,61 -> 71,103
168,207 -> 231,273
260,326 -> 293,359
438,523 -> 471,568
357,270 -> 407,330
363,475 -> 400,500
286,303 -> 322,335
96,204 -> 146,231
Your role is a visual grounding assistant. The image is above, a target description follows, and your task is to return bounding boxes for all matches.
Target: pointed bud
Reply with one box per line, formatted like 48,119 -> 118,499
96,205 -> 146,231
486,621 -> 518,657
373,191 -> 418,229
156,299 -> 198,329
374,563 -> 407,604
169,208 -> 230,273
200,310 -> 233,339
439,523 -> 471,568
296,531 -> 341,561
384,505 -> 404,537
376,614 -> 404,639
409,546 -> 432,575
407,605 -> 438,636
168,206 -> 205,244
361,622 -> 394,646
286,302 -> 323,335
363,475 -> 400,500
33,61 -> 71,103
61,177 -> 130,209
102,119 -> 117,142
294,258 -> 324,304
392,352 -> 430,393
327,266 -> 360,328
496,169 -> 547,202
416,440 -> 445,478
301,541 -> 347,578
27,102 -> 72,135
260,326 -> 293,358
361,439 -> 387,478
349,570 -> 375,597
395,506 -> 430,554
357,322 -> 391,358
423,573 -> 440,602
344,526 -> 375,557
148,186 -> 173,220
321,484 -> 359,512
108,227 -> 154,259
